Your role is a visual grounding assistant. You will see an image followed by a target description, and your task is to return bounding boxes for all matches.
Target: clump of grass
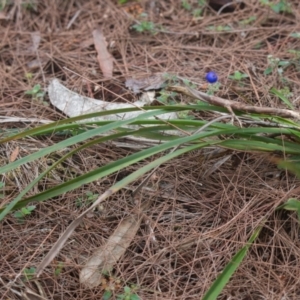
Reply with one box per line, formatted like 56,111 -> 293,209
2,78 -> 300,298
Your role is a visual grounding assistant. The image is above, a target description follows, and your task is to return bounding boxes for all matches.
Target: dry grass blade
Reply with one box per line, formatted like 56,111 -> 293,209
80,215 -> 142,288
92,28 -> 113,78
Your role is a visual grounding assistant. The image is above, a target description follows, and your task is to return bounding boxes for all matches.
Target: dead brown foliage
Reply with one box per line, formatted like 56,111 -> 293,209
1,0 -> 300,299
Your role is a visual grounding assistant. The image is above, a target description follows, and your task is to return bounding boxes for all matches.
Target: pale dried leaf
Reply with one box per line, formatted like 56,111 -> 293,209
48,79 -> 177,121
125,73 -> 166,94
10,146 -> 19,162
92,28 -> 113,78
80,215 -> 141,288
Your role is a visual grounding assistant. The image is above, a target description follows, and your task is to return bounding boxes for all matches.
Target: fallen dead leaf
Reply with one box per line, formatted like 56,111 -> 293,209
125,73 -> 166,94
92,28 -> 113,78
80,215 -> 141,288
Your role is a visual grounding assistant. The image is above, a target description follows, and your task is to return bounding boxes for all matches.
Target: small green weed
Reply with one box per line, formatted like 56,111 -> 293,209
181,78 -> 197,89
25,84 -> 48,106
260,0 -> 292,13
157,90 -> 177,105
13,205 -> 36,220
277,198 -> 300,222
182,0 -> 192,11
132,20 -> 156,33
54,262 -> 64,276
288,49 -> 300,58
117,286 -> 140,300
25,72 -> 33,80
23,267 -> 36,281
264,55 -> 292,82
270,86 -> 294,109
132,14 -> 156,34
206,82 -> 221,96
182,0 -> 206,17
76,191 -> 99,207
229,70 -> 249,81
101,275 -> 140,300
239,16 -> 257,25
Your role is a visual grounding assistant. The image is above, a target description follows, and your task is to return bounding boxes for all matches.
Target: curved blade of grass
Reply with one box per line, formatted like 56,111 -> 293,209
0,109 -> 174,174
0,107 -> 148,143
0,130 -> 134,221
2,125 -> 299,214
270,87 -> 294,110
0,104 -> 198,142
276,158 -> 300,178
202,225 -> 262,300
2,136 -> 215,212
220,139 -> 300,154
277,198 -> 300,222
0,124 -> 187,219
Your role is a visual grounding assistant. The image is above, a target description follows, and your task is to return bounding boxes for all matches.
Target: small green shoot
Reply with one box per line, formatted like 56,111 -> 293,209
23,267 -> 36,281
264,55 -> 291,82
181,78 -> 196,89
260,0 -> 292,14
229,70 -> 249,81
54,262 -> 64,276
117,286 -> 140,300
25,84 -> 45,99
239,16 -> 257,25
206,82 -> 221,96
277,198 -> 300,222
132,14 -> 156,34
288,49 -> 300,58
76,191 -> 99,207
25,84 -> 48,106
132,20 -> 156,33
157,90 -> 177,105
25,72 -> 33,80
13,205 -> 36,220
270,87 -> 294,110
182,0 -> 206,17
103,290 -> 113,300
182,0 -> 192,11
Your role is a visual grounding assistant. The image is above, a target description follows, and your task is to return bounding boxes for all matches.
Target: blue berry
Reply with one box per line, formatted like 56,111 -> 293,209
205,71 -> 218,83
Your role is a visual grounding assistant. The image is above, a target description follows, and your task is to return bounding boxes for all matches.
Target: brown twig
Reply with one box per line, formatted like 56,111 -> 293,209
168,85 -> 300,120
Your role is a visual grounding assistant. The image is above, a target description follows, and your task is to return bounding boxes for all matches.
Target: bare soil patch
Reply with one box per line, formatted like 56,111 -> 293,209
1,0 -> 300,299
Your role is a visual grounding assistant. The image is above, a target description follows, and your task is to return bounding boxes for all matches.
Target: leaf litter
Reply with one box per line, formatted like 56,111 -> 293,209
1,0 -> 300,299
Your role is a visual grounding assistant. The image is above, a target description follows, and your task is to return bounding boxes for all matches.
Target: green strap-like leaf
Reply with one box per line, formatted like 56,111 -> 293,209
202,226 -> 262,300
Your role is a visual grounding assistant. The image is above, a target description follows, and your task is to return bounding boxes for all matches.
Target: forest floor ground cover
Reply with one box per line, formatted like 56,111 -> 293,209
1,1 -> 300,299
